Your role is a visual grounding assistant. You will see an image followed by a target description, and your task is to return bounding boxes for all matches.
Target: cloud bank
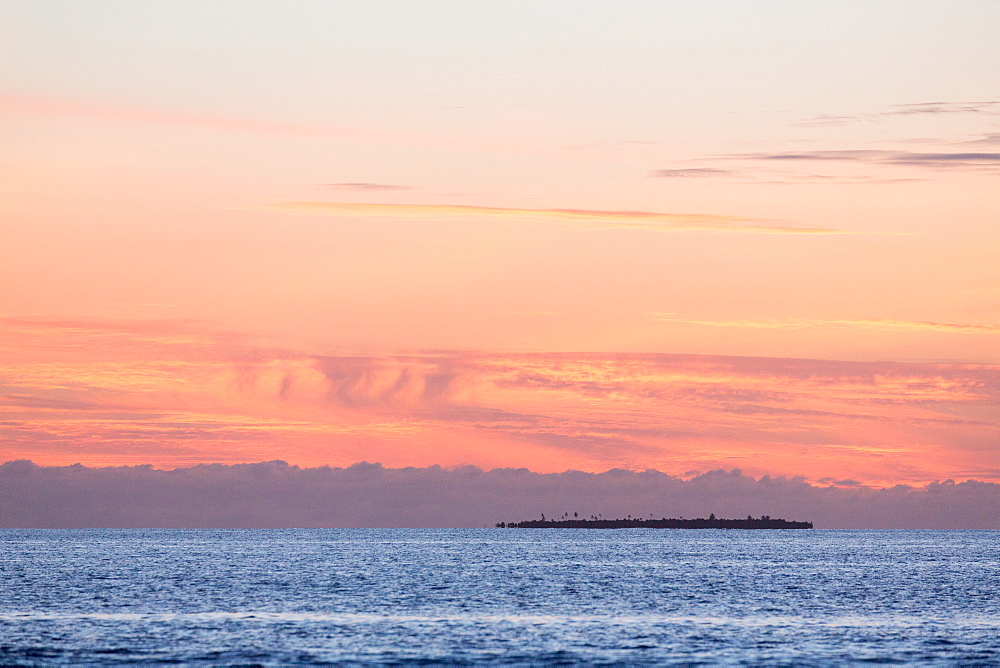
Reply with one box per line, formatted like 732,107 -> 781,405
2,460 -> 996,529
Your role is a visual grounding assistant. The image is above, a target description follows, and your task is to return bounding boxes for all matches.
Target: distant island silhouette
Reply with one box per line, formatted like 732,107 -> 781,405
498,513 -> 813,529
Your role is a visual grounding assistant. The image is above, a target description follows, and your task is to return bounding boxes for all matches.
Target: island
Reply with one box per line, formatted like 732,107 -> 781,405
497,514 -> 812,529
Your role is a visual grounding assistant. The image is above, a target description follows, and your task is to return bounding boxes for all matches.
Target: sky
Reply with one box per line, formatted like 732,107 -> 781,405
2,1 -> 999,508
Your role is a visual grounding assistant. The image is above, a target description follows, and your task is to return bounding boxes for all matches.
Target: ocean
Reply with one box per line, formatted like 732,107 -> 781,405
1,529 -> 997,665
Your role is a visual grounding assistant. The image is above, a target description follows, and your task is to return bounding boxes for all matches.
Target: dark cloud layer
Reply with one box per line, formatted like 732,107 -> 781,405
2,460 -> 996,529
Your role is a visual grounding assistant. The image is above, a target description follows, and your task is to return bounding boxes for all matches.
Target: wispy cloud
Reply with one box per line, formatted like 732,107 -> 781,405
885,101 -> 1000,116
965,133 -> 1000,146
322,182 -> 416,191
1,92 -> 563,157
733,150 -> 1000,169
560,140 -> 655,151
1,92 -> 497,154
648,168 -> 737,178
491,311 -> 564,317
262,201 -> 844,234
648,147 -> 1000,184
649,314 -> 1000,334
794,100 -> 1000,126
724,100 -> 1000,181
649,169 -> 927,186
2,92 -> 382,141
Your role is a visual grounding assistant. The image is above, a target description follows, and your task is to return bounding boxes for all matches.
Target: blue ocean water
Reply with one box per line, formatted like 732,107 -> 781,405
1,529 -> 998,665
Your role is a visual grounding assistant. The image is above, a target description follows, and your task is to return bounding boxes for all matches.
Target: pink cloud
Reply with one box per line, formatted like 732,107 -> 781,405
2,319 -> 998,486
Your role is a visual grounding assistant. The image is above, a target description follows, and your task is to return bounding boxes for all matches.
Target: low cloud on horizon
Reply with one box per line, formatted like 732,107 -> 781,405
2,460 -> 997,530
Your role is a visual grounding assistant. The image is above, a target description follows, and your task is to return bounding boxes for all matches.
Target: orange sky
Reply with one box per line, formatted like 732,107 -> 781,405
2,2 -> 998,486
3,318 -> 997,487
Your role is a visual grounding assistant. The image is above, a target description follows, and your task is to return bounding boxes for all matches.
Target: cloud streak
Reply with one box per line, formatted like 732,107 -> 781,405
885,101 -> 1000,116
263,201 -> 843,234
322,182 -> 416,191
734,150 -> 1000,169
965,133 -> 1000,146
2,92 -> 381,141
652,132 -> 1000,184
648,168 -> 738,178
794,101 -> 1000,126
649,314 -> 1000,334
0,92 -> 505,155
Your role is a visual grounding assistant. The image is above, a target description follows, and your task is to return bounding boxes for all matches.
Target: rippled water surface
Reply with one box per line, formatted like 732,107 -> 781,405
1,529 -> 998,665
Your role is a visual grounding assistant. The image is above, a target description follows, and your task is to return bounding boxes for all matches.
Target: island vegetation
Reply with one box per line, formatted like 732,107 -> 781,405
498,512 -> 812,529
